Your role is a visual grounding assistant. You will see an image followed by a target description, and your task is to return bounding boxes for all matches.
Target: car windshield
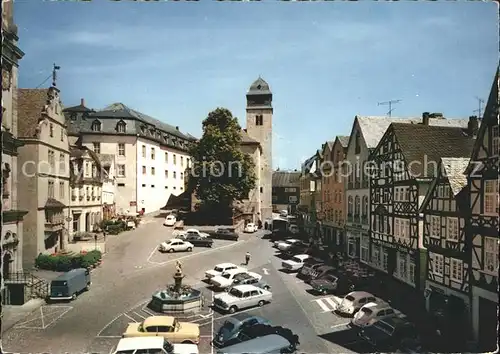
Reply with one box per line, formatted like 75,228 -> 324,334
214,266 -> 224,272
345,295 -> 355,301
222,273 -> 231,279
218,229 -> 227,233
229,288 -> 243,297
291,257 -> 303,263
361,307 -> 373,315
51,281 -> 67,286
286,240 -> 296,244
374,321 -> 395,334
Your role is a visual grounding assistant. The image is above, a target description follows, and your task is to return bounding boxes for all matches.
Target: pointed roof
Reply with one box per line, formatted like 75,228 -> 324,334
248,77 -> 271,95
17,88 -> 50,138
441,157 -> 470,195
337,136 -> 350,148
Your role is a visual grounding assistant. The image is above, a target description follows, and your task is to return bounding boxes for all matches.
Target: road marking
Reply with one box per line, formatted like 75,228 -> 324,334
201,335 -> 213,338
324,297 -> 338,310
141,307 -> 156,317
132,311 -> 146,319
214,306 -> 262,321
146,245 -> 159,264
331,322 -> 350,329
296,280 -> 304,283
262,268 -> 269,275
315,298 -> 331,312
41,306 -> 72,329
97,313 -> 126,337
124,313 -> 138,322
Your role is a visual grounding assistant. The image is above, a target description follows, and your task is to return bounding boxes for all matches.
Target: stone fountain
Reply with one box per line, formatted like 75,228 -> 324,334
149,260 -> 204,313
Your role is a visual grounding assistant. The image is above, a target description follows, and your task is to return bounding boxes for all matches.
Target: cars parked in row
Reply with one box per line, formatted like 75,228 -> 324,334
296,257 -> 324,279
230,273 -> 271,291
275,239 -> 301,251
213,315 -> 270,348
244,223 -> 258,233
336,291 -> 383,316
359,316 -> 421,352
205,263 -> 242,280
159,239 -> 194,253
210,268 -> 262,290
209,228 -> 239,241
122,316 -> 200,344
352,302 -> 406,328
113,336 -> 199,354
184,234 -> 213,248
213,284 -> 272,313
281,254 -> 310,272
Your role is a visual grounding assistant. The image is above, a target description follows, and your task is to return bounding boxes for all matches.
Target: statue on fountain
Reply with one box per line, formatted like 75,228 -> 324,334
173,260 -> 184,292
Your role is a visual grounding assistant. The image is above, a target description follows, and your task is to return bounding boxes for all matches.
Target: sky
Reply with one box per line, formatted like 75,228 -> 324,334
15,1 -> 499,170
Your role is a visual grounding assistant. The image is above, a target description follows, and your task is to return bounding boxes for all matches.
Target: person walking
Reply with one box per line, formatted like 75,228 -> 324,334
245,252 -> 251,266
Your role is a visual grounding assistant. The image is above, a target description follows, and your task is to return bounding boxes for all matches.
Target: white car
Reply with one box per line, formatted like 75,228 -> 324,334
185,228 -> 209,238
279,210 -> 288,218
163,215 -> 177,227
210,269 -> 262,289
213,284 -> 272,313
281,254 -> 310,271
204,263 -> 241,280
113,336 -> 199,354
351,302 -> 406,327
244,223 -> 257,233
336,291 -> 383,316
158,239 -> 194,253
277,239 -> 301,251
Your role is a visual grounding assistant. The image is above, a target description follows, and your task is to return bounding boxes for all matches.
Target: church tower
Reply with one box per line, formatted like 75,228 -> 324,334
246,77 -> 273,222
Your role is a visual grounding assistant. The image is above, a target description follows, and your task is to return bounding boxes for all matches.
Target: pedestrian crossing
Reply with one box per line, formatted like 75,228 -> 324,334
312,296 -> 342,313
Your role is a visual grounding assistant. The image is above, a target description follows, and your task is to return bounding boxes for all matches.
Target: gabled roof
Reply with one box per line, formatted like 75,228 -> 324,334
389,123 -> 475,178
337,136 -> 350,148
301,155 -> 316,175
348,115 -> 470,151
63,103 -> 93,113
272,171 -> 301,187
17,88 -> 49,138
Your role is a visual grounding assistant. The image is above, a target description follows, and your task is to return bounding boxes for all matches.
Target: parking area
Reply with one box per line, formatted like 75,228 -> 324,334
12,305 -> 73,330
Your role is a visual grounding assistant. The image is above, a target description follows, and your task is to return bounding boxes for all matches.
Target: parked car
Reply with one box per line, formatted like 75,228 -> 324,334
122,316 -> 200,344
185,228 -> 210,238
352,302 -> 406,328
305,265 -> 335,283
309,274 -> 354,296
213,284 -> 272,313
359,317 -> 419,351
49,268 -> 91,301
279,210 -> 288,218
113,337 -> 199,354
244,223 -> 257,233
185,234 -> 213,248
230,272 -> 271,290
296,257 -> 324,279
211,269 -> 262,290
336,291 -> 382,316
159,239 -> 194,253
205,263 -> 242,280
281,254 -> 310,272
209,228 -> 239,241
212,315 -> 270,348
163,215 -> 177,227
288,224 -> 299,235
276,239 -> 301,252
283,241 -> 310,258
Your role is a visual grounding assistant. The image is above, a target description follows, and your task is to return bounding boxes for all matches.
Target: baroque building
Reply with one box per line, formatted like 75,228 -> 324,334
1,0 -> 26,302
65,101 -> 195,215
17,86 -> 71,268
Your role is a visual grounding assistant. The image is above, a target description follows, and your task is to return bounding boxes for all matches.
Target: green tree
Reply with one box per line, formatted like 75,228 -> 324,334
188,108 -> 256,213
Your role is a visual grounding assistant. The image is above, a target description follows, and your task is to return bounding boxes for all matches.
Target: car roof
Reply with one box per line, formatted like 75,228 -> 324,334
216,263 -> 237,268
116,336 -> 165,351
232,284 -> 261,292
168,239 -> 184,242
234,272 -> 252,279
186,229 -> 198,233
286,239 -> 300,242
223,268 -> 246,275
143,316 -> 175,327
166,215 -> 175,218
380,316 -> 410,327
346,291 -> 374,298
292,254 -> 310,260
53,268 -> 87,280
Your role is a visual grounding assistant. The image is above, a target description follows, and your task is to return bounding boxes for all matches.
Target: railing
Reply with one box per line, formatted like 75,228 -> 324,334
5,271 -> 50,300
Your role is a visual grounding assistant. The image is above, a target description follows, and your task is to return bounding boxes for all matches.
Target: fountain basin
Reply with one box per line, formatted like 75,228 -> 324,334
149,286 -> 204,313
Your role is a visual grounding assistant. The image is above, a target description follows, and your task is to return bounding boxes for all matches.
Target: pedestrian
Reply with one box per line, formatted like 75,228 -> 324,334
245,252 -> 251,266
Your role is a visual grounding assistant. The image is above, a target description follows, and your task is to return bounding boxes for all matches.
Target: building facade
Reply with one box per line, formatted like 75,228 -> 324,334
298,155 -> 315,234
1,0 -> 27,298
69,146 -> 103,236
465,69 -> 499,352
65,102 -> 194,215
17,87 -> 71,268
369,120 -> 475,319
420,157 -> 472,349
272,171 -> 300,214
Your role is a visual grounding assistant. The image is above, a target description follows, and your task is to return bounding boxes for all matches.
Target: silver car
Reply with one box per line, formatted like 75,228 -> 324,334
213,284 -> 272,314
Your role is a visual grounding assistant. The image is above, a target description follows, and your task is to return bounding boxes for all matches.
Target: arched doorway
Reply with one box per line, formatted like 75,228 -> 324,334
2,252 -> 12,280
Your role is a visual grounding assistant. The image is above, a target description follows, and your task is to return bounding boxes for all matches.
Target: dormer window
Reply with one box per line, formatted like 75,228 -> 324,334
91,120 -> 101,132
116,120 -> 126,133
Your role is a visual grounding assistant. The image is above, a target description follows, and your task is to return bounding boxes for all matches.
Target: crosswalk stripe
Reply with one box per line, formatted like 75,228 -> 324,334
315,299 -> 331,312
324,297 -> 338,310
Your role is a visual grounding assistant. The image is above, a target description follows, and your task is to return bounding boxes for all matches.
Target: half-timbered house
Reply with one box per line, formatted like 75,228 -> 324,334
465,68 -> 499,352
369,117 -> 476,318
420,157 -> 472,347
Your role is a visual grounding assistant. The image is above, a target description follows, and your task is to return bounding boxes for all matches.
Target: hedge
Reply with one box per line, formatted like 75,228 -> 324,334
101,219 -> 127,235
35,250 -> 102,272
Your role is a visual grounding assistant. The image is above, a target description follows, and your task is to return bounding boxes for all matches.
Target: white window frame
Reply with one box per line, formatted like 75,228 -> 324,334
430,253 -> 444,276
371,244 -> 381,268
118,143 -> 125,156
438,185 -> 443,198
361,235 -> 370,263
443,185 -> 450,198
450,258 -> 463,282
398,252 -> 408,279
117,164 -> 126,177
92,142 -> 100,154
484,237 -> 499,275
430,216 -> 440,239
484,180 -> 499,215
395,218 -> 401,237
446,217 -> 459,242
141,145 -> 146,158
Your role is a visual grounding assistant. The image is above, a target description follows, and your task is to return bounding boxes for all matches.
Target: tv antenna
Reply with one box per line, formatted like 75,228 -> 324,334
52,63 -> 61,87
378,99 -> 401,118
473,96 -> 485,117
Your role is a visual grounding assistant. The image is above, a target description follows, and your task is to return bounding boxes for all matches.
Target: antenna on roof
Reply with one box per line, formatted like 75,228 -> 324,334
52,63 -> 61,87
377,99 -> 401,118
473,96 -> 485,118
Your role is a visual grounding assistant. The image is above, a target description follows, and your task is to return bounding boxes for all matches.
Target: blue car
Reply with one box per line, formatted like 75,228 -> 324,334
213,314 -> 271,348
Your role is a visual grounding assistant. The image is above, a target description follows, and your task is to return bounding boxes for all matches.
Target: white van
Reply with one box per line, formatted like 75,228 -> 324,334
113,336 -> 199,354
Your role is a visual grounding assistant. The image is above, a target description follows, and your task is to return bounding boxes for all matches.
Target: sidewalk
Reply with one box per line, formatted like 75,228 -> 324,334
1,298 -> 46,333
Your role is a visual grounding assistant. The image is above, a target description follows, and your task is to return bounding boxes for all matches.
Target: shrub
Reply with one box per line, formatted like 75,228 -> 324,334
35,250 -> 102,271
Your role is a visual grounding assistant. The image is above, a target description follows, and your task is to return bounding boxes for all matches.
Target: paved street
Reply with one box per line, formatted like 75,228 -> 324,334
3,220 -> 361,353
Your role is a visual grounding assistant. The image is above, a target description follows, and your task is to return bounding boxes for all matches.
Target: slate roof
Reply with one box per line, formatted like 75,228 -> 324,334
240,129 -> 259,145
45,198 -> 66,209
69,145 -> 102,167
64,103 -> 92,113
248,77 -> 271,95
356,116 -> 470,149
272,171 -> 301,187
301,155 -> 316,175
337,136 -> 350,147
441,157 -> 470,195
391,123 -> 475,178
17,88 -> 49,138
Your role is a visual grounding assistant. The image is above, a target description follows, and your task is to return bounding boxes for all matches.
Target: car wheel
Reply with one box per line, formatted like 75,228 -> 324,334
187,247 -> 193,252
258,300 -> 265,307
229,306 -> 237,314
85,283 -> 91,291
321,289 -> 327,295
71,293 -> 77,300
182,340 -> 194,344
264,286 -> 270,290
168,248 -> 174,253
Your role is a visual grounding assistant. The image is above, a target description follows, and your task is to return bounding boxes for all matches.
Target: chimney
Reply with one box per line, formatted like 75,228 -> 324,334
422,112 -> 430,125
80,98 -> 85,106
468,116 -> 479,136
175,126 -> 179,131
429,112 -> 444,119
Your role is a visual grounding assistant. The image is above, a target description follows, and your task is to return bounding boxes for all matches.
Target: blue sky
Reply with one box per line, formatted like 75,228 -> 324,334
16,1 -> 499,170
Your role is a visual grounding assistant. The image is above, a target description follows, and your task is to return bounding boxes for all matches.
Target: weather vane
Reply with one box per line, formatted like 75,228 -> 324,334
52,63 -> 61,87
